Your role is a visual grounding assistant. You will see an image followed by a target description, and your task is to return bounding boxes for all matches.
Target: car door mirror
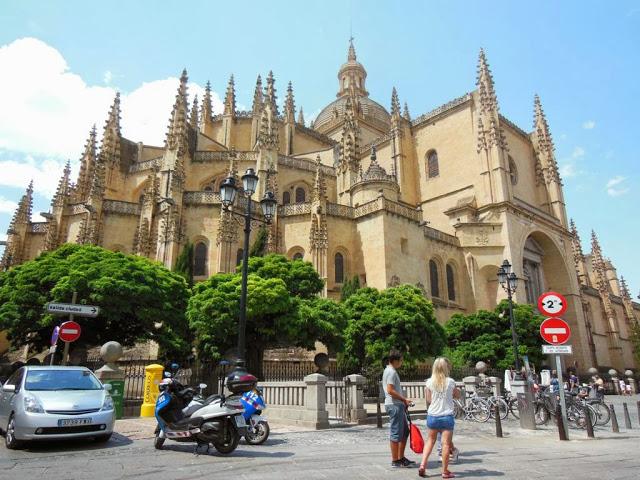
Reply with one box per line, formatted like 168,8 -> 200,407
103,383 -> 113,392
2,385 -> 15,393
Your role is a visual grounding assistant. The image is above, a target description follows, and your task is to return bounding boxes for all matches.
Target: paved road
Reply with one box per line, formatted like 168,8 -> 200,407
0,396 -> 638,480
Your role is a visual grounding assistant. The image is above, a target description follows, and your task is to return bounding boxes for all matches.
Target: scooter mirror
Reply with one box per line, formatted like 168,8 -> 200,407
199,383 -> 207,390
170,363 -> 179,371
164,372 -> 172,378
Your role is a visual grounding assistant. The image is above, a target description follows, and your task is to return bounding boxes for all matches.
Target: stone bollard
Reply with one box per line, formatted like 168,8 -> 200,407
583,404 -> 595,439
610,404 -> 620,433
94,341 -> 125,419
488,377 -> 502,397
494,403 -> 503,438
303,373 -> 330,429
140,364 -> 164,417
511,379 -> 536,430
463,376 -> 478,398
346,374 -> 368,424
622,403 -> 632,429
555,403 -> 568,441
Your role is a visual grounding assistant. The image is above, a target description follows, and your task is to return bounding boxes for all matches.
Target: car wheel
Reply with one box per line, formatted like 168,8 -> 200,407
5,415 -> 24,450
94,433 -> 112,443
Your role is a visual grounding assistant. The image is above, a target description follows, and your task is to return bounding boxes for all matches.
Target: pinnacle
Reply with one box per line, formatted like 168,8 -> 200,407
348,37 -> 357,62
403,102 -> 411,121
390,87 -> 401,117
224,74 -> 236,115
297,106 -> 305,125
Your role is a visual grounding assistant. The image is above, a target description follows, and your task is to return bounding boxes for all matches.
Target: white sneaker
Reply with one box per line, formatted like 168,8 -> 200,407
451,448 -> 460,463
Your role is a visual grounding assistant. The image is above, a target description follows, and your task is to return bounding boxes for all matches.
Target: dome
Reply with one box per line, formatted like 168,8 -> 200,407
314,95 -> 391,132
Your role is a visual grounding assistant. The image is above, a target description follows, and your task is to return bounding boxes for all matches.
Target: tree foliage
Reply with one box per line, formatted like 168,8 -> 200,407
631,321 -> 640,367
174,240 -> 194,287
187,254 -> 344,375
444,300 -> 545,370
340,275 -> 361,301
341,284 -> 446,371
0,244 -> 191,358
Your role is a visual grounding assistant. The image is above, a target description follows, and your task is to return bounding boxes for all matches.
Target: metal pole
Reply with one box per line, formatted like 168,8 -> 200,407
236,197 -> 252,368
507,287 -> 521,373
610,404 -> 620,433
62,291 -> 77,366
623,403 -> 632,429
555,354 -> 569,440
494,403 -> 503,438
583,404 -> 595,438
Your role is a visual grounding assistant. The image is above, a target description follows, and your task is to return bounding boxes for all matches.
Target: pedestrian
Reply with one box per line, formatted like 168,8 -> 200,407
625,381 -> 632,396
619,378 -> 626,396
550,370 -> 559,393
594,375 -> 605,400
419,357 -> 460,479
382,349 -> 415,469
436,358 -> 459,465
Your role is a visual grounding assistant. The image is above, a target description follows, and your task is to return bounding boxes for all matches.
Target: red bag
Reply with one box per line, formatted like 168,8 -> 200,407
407,412 -> 424,454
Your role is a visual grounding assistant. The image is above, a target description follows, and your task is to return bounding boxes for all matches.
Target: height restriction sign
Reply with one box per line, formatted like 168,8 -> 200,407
537,291 -> 568,317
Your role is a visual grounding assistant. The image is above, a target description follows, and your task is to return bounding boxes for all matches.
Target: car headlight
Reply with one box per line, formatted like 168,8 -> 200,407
101,395 -> 114,412
24,394 -> 44,413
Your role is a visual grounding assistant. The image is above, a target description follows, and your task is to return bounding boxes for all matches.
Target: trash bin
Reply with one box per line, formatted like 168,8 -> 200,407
104,379 -> 125,419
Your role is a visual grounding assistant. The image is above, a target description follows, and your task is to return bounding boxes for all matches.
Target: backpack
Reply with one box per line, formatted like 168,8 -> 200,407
407,410 -> 424,454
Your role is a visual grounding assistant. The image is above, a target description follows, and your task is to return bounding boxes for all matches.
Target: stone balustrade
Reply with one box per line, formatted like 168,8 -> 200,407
103,200 -> 141,216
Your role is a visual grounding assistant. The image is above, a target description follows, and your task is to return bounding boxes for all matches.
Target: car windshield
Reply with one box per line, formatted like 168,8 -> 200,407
25,369 -> 103,391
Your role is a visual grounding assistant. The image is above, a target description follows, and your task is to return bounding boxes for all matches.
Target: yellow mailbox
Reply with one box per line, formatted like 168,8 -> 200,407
140,363 -> 164,417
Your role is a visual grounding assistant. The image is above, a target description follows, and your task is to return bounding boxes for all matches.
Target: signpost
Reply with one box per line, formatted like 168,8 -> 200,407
46,293 -> 99,365
538,291 -> 570,440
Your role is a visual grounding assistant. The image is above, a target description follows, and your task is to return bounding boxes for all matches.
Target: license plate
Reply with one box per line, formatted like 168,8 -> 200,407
234,416 -> 246,427
58,418 -> 92,426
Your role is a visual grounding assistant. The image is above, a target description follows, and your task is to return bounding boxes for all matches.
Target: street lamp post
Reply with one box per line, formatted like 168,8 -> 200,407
219,168 -> 277,375
497,259 -> 521,375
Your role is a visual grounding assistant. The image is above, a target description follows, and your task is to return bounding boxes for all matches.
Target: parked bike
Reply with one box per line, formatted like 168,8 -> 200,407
241,387 -> 270,445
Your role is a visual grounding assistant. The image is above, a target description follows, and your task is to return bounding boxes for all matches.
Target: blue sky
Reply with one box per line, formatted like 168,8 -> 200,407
0,1 -> 638,293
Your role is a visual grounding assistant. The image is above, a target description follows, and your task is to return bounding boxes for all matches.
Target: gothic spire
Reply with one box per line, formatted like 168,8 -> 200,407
620,276 -> 631,300
77,125 -> 97,199
52,161 -> 71,207
264,71 -> 278,116
403,102 -> 411,122
200,81 -> 213,130
590,230 -> 609,292
252,74 -> 263,114
297,106 -> 305,126
476,48 -> 499,116
284,81 -> 296,123
312,155 -> 327,203
339,94 -> 359,172
11,181 -> 34,226
533,94 -> 554,155
99,92 -> 122,169
390,87 -> 401,117
348,37 -> 357,62
190,94 -> 199,130
165,69 -> 189,155
223,74 -> 236,116
570,219 -> 584,256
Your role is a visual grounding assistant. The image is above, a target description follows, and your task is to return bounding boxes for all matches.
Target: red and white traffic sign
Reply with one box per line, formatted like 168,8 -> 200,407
58,321 -> 81,343
540,317 -> 571,345
537,291 -> 568,317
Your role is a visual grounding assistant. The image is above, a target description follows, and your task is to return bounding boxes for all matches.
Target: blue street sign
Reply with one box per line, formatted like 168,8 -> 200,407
51,325 -> 60,346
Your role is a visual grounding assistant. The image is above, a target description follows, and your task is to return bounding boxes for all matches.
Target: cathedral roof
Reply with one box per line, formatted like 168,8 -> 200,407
314,95 -> 391,132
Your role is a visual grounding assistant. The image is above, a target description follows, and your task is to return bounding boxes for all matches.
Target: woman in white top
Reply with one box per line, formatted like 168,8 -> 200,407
419,357 -> 460,479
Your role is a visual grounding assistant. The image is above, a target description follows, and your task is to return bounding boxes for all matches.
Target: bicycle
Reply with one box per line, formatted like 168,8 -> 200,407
453,392 -> 491,422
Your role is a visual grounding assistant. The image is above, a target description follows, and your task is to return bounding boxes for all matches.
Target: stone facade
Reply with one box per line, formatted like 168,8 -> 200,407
2,41 -> 637,372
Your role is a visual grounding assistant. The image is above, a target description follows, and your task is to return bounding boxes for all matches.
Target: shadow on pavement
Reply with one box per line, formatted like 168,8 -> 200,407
457,468 -> 505,477
242,438 -> 287,447
160,443 -> 295,459
19,432 -> 132,453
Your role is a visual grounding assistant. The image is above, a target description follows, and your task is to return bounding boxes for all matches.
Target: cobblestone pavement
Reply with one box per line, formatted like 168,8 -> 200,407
0,395 -> 638,480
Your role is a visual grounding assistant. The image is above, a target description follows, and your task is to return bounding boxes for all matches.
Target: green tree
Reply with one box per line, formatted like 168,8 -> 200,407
0,244 -> 191,358
340,275 -> 361,301
248,226 -> 268,258
341,284 -> 446,371
187,254 -> 344,376
174,240 -> 194,287
631,321 -> 640,366
444,300 -> 545,370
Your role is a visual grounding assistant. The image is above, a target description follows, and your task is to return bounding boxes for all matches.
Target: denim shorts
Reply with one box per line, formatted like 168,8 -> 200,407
427,414 -> 455,431
385,404 -> 409,442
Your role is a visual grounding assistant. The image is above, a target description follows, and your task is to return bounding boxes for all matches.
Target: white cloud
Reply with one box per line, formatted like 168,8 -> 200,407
582,120 -> 596,130
0,232 -> 7,242
606,176 -> 629,197
559,163 -> 578,178
0,196 -> 18,214
0,37 -> 224,196
572,146 -> 585,158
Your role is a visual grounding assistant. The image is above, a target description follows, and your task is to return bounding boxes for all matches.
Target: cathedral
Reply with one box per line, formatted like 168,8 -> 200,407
1,41 -> 637,373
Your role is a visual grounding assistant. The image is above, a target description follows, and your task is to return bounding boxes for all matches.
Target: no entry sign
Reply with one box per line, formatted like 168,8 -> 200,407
537,291 -> 567,317
59,321 -> 81,343
540,317 -> 571,345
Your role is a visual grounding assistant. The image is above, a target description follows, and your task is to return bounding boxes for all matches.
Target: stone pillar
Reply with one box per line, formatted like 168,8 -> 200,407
625,370 -> 636,395
463,376 -> 478,399
94,341 -> 125,419
610,369 -> 620,395
346,374 -> 368,424
488,376 -> 502,397
511,379 -> 536,430
303,373 -> 330,429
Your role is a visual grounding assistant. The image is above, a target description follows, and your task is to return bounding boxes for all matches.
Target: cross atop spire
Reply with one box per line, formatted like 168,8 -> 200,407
223,74 -> 236,116
348,37 -> 357,62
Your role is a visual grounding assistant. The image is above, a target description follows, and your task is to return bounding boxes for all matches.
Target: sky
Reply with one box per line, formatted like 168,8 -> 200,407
0,1 -> 638,292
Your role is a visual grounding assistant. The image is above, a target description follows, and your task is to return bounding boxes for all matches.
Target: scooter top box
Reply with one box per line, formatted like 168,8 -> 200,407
226,371 -> 258,394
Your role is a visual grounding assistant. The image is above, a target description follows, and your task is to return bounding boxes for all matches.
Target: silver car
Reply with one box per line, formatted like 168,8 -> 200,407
0,366 -> 115,449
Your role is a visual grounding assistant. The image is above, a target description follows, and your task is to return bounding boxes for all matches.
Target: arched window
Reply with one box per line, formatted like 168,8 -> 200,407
203,184 -> 214,192
335,253 -> 345,284
508,156 -> 518,185
194,242 -> 208,277
236,248 -> 244,267
293,252 -> 303,260
295,187 -> 306,203
446,264 -> 456,301
427,150 -> 439,178
283,191 -> 291,205
429,260 -> 440,298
